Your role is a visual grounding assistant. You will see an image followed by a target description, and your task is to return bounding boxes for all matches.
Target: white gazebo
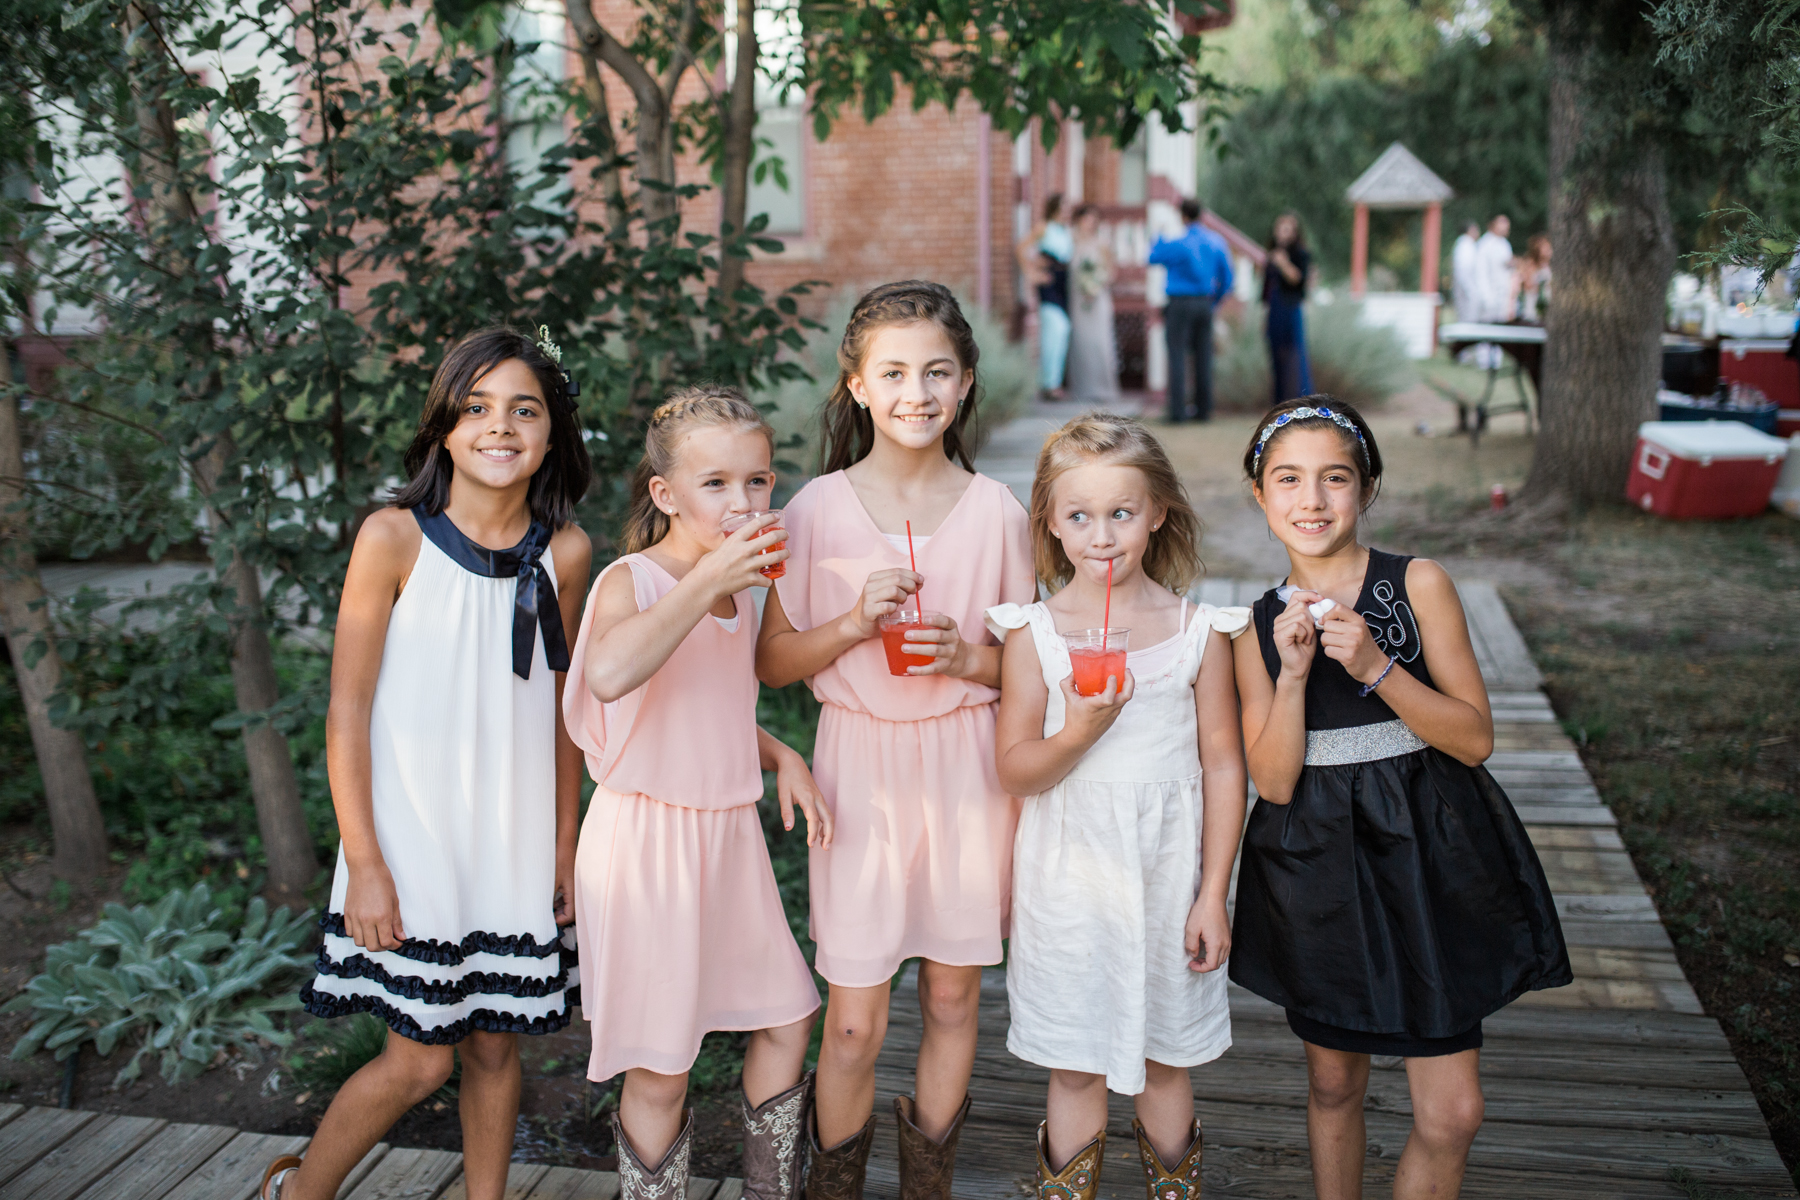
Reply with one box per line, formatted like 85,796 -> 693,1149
1345,142 -> 1454,358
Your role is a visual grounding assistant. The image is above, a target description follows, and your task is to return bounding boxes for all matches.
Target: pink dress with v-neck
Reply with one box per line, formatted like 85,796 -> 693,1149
775,471 -> 1037,986
563,554 -> 819,1080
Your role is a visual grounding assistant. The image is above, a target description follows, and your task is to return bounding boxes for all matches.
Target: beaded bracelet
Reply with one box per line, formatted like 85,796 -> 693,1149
1360,655 -> 1399,697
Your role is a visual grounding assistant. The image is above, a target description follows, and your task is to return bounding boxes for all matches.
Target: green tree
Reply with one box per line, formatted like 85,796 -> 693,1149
1649,0 -> 1800,289
11,0 -> 814,905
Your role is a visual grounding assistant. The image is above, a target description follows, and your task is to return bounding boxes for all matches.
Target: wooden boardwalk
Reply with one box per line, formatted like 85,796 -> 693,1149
4,580 -> 1791,1198
859,578 -> 1797,1199
0,1103 -> 745,1200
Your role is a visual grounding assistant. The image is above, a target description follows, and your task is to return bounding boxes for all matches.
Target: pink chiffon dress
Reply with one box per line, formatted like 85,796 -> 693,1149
564,554 -> 819,1080
775,471 -> 1037,987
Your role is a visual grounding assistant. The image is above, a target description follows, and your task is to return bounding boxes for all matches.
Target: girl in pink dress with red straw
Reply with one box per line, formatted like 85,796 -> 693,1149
565,386 -> 830,1200
756,281 -> 1036,1199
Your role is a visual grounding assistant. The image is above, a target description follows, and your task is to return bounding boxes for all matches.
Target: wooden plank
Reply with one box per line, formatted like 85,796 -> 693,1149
10,1112 -> 167,1200
1524,826 -> 1626,850
1456,581 -> 1543,689
522,1166 -> 619,1200
159,1131 -> 314,1200
686,1180 -> 719,1200
1554,893 -> 1661,922
1514,805 -> 1617,827
0,1108 -> 100,1188
710,1180 -> 744,1200
0,1104 -> 24,1130
439,1162 -> 547,1200
1505,785 -> 1605,804
1487,767 -> 1595,787
1557,919 -> 1676,951
70,1121 -> 238,1200
343,1146 -> 463,1200
1487,750 -> 1584,769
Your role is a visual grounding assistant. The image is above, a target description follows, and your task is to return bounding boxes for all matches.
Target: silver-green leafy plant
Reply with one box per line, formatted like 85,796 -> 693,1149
3,883 -> 315,1085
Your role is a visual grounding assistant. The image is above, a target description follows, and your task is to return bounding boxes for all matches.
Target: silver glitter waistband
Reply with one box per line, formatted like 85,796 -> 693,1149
1305,719 -> 1428,766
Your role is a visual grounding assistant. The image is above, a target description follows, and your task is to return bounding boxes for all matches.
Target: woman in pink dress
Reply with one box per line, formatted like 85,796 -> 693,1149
566,386 -> 830,1200
756,281 -> 1037,1198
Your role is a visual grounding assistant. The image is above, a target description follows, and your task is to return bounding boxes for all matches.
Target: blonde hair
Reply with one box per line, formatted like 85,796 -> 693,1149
1029,413 -> 1203,593
619,384 -> 775,554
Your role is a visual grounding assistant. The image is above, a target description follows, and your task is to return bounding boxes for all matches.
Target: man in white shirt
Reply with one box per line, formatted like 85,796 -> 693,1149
1451,221 -> 1481,323
1470,214 -> 1515,368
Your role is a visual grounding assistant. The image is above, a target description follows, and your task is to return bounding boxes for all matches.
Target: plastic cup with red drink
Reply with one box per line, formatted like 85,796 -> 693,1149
720,510 -> 786,579
879,610 -> 943,676
1063,628 -> 1130,696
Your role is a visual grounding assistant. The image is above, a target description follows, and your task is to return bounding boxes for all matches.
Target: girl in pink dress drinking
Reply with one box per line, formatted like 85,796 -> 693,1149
756,281 -> 1037,1199
565,386 -> 830,1200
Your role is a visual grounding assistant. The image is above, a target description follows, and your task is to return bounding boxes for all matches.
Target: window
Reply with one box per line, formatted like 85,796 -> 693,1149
1117,129 -> 1147,207
503,0 -> 568,201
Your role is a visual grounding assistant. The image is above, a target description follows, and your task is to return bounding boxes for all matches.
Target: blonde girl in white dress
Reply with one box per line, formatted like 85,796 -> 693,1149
265,328 -> 591,1200
990,413 -> 1248,1200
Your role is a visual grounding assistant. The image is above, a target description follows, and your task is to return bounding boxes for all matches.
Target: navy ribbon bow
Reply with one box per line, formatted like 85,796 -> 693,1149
412,507 -> 571,680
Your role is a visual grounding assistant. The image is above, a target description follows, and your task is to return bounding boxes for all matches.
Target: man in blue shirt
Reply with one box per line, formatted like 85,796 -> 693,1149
1149,198 -> 1234,422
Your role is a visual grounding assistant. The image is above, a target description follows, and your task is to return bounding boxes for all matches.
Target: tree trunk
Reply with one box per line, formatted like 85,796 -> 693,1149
126,2 -> 317,910
1522,20 -> 1677,508
0,348 -> 108,882
565,0 -> 680,230
193,439 -> 319,912
717,0 -> 758,306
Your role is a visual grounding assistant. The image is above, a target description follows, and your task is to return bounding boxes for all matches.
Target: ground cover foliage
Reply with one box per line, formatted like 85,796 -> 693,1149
1393,503 -> 1800,1182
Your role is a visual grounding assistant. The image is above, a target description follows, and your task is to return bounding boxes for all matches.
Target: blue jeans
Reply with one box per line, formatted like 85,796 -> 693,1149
1039,303 -> 1070,391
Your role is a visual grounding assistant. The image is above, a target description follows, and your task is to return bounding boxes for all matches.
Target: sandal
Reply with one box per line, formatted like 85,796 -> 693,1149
260,1154 -> 302,1200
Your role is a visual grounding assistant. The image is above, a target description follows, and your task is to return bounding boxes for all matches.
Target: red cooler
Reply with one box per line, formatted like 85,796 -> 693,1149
1626,421 -> 1788,519
1719,338 -> 1799,408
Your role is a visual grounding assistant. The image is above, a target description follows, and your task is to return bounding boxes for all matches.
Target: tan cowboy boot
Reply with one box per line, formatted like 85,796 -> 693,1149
1133,1118 -> 1204,1200
742,1072 -> 812,1200
804,1113 -> 875,1200
613,1109 -> 694,1200
894,1093 -> 971,1200
1034,1121 -> 1104,1200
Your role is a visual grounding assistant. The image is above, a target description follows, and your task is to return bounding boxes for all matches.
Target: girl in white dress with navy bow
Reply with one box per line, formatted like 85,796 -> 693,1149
265,327 -> 591,1200
990,413 -> 1248,1200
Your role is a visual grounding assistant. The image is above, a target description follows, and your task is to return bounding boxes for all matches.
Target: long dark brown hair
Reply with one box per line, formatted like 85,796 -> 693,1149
392,326 -> 592,527
619,385 -> 775,555
818,280 -> 983,476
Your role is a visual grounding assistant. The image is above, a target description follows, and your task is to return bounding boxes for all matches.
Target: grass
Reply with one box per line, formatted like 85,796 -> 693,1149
1394,498 -> 1800,1185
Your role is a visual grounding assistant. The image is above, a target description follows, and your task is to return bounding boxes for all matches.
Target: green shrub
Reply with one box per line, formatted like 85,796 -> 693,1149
3,883 -> 315,1085
1213,300 -> 1415,413
757,289 -> 1032,486
288,1013 -> 457,1102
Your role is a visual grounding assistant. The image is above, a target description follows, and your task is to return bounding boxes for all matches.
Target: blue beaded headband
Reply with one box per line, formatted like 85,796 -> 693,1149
1252,405 -> 1368,474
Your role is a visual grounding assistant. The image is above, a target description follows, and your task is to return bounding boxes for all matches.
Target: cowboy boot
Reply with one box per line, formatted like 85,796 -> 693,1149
894,1093 -> 971,1200
742,1071 -> 812,1200
1034,1121 -> 1104,1200
1133,1118 -> 1203,1200
803,1113 -> 875,1200
613,1109 -> 694,1200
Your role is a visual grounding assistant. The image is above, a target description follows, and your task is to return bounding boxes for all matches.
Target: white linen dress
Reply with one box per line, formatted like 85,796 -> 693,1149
986,599 -> 1250,1094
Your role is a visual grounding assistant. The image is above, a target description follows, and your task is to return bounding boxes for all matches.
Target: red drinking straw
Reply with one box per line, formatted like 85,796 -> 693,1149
906,520 -> 921,619
1104,558 -> 1113,641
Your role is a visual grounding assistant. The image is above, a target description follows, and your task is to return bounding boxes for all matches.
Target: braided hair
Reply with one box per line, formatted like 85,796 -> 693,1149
618,385 -> 775,554
818,281 -> 983,476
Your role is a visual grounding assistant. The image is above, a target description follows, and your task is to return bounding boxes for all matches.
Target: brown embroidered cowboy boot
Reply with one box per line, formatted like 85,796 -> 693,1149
1133,1118 -> 1203,1200
894,1093 -> 971,1200
1034,1121 -> 1104,1200
613,1109 -> 694,1200
803,1113 -> 875,1200
742,1071 -> 812,1200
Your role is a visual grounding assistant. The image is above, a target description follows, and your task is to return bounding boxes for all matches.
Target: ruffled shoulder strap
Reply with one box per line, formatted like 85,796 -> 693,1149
1206,603 -> 1253,638
985,601 -> 1038,642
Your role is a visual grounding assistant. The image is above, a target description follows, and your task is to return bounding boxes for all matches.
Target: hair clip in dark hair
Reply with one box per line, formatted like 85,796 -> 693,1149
537,325 -> 581,413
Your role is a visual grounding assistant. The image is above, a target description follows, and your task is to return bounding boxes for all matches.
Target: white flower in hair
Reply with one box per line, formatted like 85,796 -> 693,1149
535,325 -> 564,366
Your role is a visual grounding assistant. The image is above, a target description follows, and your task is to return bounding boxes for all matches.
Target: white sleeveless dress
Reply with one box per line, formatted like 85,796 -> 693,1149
986,599 -> 1250,1094
302,529 -> 574,1042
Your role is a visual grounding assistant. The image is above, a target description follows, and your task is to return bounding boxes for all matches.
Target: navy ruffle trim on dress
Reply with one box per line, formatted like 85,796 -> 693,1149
312,941 -> 578,1004
316,911 -> 565,963
300,981 -> 577,1044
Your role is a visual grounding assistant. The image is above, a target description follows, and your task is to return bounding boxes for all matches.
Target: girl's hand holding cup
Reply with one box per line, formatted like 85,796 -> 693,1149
848,567 -> 924,639
1057,668 -> 1134,748
702,511 -> 788,595
891,612 -> 974,678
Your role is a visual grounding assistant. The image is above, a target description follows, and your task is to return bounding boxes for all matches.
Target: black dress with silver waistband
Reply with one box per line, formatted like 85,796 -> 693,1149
1228,549 -> 1571,1055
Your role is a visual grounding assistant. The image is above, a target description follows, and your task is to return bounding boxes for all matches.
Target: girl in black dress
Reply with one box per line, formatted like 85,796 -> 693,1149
1228,398 -> 1569,1200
